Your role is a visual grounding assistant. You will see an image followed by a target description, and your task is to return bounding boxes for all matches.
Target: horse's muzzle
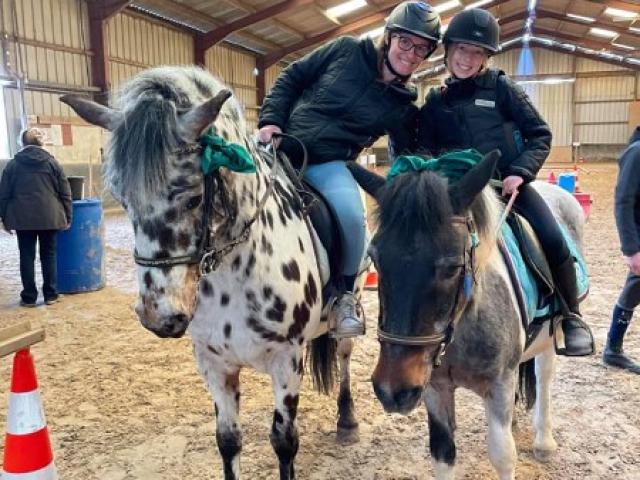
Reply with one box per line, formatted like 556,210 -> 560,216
373,381 -> 424,414
135,302 -> 190,338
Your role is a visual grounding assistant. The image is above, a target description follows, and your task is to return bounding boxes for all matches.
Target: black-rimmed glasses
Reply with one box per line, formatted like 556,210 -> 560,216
392,34 -> 433,59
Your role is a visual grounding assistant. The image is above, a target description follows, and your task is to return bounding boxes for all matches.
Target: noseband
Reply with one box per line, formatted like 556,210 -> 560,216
377,215 -> 479,366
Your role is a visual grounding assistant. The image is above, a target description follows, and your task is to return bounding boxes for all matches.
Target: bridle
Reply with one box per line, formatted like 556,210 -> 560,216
133,140 -> 280,276
376,215 -> 479,366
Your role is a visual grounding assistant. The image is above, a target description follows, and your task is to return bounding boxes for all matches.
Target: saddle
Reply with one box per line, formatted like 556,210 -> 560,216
505,213 -> 554,298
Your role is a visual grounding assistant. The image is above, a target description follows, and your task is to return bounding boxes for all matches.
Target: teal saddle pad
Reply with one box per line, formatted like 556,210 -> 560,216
500,223 -> 589,323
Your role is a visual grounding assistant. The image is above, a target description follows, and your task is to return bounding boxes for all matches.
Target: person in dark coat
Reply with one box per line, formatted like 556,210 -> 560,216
604,126 -> 640,374
258,1 -> 441,338
416,8 -> 594,356
0,127 -> 72,307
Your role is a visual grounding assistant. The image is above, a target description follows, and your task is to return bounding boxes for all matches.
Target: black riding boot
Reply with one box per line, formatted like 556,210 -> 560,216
554,256 -> 595,356
603,306 -> 640,374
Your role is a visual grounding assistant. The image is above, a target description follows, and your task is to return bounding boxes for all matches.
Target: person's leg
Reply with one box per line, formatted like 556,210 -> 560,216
515,185 -> 594,356
603,273 -> 640,374
38,230 -> 58,303
304,161 -> 367,337
16,230 -> 38,305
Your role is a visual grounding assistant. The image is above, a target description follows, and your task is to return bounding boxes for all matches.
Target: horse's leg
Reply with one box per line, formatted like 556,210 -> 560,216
483,372 -> 518,480
424,383 -> 456,480
207,368 -> 242,480
532,345 -> 558,461
336,337 -> 359,444
270,351 -> 303,480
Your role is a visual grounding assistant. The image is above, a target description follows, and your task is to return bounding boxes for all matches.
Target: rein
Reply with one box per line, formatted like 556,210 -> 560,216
377,215 -> 479,367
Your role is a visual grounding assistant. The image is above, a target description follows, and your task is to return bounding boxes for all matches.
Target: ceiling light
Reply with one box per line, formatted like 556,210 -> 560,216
433,0 -> 460,14
566,13 -> 595,23
428,54 -> 444,62
604,7 -> 637,20
630,26 -> 640,33
589,27 -> 619,38
611,42 -> 635,50
465,0 -> 492,9
517,77 -> 575,85
359,26 -> 384,38
326,0 -> 367,19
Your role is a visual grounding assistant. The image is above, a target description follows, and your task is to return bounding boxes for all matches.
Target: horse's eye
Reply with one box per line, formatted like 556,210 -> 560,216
186,195 -> 202,210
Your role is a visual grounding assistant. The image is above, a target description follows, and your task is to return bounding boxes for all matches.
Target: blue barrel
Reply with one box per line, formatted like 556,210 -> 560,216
56,199 -> 105,293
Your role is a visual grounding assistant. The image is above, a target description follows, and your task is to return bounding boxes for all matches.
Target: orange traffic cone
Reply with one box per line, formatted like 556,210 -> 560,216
2,348 -> 57,479
364,267 -> 378,290
547,170 -> 556,184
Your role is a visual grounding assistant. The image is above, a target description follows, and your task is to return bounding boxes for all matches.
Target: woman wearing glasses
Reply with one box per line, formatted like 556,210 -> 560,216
417,8 -> 594,356
258,1 -> 440,338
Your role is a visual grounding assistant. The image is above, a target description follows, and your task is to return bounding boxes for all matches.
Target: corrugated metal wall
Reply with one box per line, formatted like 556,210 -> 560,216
205,45 -> 258,131
1,0 -> 92,118
107,12 -> 193,89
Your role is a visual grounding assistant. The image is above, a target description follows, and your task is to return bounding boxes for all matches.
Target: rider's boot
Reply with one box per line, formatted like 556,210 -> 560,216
554,256 -> 595,356
603,306 -> 640,374
333,292 -> 365,338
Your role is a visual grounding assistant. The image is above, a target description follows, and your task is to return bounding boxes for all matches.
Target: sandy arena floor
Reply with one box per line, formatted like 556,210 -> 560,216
0,162 -> 638,479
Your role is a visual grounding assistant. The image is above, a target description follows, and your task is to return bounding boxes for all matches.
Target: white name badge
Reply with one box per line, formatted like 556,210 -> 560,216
475,99 -> 495,108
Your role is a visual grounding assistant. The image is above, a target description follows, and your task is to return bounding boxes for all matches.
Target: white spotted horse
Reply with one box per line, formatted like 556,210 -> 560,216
61,66 -> 365,479
348,151 -> 587,480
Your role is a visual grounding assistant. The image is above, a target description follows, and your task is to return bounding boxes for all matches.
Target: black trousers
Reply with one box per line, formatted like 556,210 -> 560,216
16,230 -> 58,304
512,183 -> 571,265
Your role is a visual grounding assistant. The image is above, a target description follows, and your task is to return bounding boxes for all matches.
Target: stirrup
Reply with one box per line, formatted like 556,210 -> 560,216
552,314 -> 595,357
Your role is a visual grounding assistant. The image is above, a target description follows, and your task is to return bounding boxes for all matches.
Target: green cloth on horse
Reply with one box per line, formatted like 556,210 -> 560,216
387,149 -> 484,183
199,128 -> 256,175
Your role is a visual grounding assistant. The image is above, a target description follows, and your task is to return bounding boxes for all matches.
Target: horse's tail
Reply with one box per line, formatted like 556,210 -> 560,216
306,333 -> 338,395
517,358 -> 537,410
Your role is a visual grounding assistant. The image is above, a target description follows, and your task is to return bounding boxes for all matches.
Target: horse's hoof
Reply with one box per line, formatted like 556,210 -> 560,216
533,447 -> 555,463
337,426 -> 360,445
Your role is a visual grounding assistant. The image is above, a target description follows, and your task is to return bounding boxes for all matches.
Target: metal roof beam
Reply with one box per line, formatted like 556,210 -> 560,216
198,0 -> 314,50
537,8 -> 640,37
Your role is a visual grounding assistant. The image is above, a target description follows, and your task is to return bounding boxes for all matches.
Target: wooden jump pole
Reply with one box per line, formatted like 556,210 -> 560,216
0,322 -> 45,358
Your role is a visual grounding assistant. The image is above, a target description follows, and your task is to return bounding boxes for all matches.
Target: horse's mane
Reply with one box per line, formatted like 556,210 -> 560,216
377,170 -> 500,264
104,66 -> 245,208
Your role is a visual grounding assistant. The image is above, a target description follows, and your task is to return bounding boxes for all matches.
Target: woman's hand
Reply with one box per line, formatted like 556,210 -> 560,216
258,125 -> 282,144
623,252 -> 640,275
502,175 -> 524,196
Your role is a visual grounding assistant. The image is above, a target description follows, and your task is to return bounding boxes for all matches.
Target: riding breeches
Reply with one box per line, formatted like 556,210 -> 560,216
512,183 -> 571,265
303,160 -> 367,277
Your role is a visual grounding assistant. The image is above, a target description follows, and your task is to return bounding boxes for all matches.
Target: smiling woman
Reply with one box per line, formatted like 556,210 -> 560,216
258,1 -> 441,338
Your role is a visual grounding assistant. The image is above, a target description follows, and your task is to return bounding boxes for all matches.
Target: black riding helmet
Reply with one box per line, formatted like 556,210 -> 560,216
443,8 -> 500,54
383,1 -> 441,80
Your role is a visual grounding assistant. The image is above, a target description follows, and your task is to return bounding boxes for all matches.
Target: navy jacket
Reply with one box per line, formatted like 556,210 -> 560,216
258,36 -> 418,165
615,127 -> 640,256
0,146 -> 72,230
417,68 -> 552,182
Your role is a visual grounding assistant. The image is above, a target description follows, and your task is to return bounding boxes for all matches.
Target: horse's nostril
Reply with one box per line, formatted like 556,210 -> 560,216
394,386 -> 423,408
169,313 -> 189,326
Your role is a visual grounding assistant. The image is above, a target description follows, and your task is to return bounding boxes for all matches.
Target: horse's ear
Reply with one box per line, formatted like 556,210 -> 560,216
60,95 -> 122,131
179,89 -> 233,141
449,149 -> 500,213
346,161 -> 385,201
